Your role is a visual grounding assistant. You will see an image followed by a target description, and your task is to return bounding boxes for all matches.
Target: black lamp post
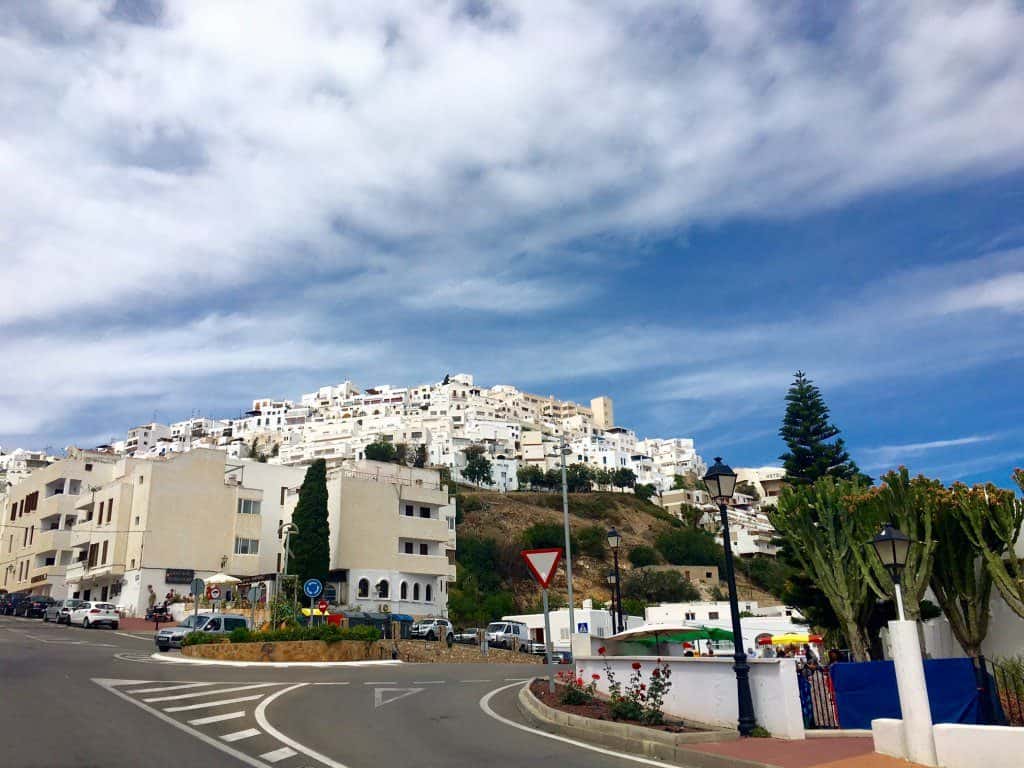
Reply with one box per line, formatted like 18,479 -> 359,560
871,522 -> 911,621
606,571 -> 618,634
704,456 -> 756,737
607,527 -> 624,633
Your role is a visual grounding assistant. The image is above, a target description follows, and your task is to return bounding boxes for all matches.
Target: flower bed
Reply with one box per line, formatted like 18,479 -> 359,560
529,680 -> 700,733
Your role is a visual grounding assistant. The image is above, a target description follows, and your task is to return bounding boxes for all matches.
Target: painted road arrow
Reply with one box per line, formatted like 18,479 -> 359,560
373,687 -> 424,708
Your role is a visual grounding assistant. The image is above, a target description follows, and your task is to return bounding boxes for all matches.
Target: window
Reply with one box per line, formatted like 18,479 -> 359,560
25,492 -> 38,514
425,584 -> 432,602
377,580 -> 389,598
413,583 -> 420,601
684,612 -> 696,621
419,543 -> 428,556
204,618 -> 222,631
404,542 -> 413,554
276,553 -> 281,571
225,617 -> 247,630
419,506 -> 430,518
234,537 -> 259,555
107,499 -> 114,523
99,501 -> 105,520
400,582 -> 408,600
101,541 -> 108,564
87,543 -> 99,568
238,499 -> 261,515
357,579 -> 369,598
138,475 -> 144,485
708,611 -> 719,620
705,571 -> 712,579
134,516 -> 140,525
130,558 -> 136,568
85,463 -> 93,471
404,504 -> 414,516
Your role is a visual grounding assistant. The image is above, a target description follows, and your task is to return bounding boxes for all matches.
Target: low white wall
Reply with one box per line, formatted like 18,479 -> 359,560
934,723 -> 1024,768
575,655 -> 804,740
871,718 -> 906,759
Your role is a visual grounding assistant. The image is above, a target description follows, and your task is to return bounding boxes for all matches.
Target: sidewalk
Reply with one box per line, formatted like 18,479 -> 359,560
118,616 -> 177,632
683,736 -> 926,768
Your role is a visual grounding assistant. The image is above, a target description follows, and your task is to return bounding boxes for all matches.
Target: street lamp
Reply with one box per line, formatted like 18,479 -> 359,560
704,456 -> 756,737
606,571 -> 619,635
559,438 -> 576,636
607,527 -> 624,632
871,523 -> 911,621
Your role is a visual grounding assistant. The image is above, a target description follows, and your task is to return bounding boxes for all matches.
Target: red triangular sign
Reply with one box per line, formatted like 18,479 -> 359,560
521,548 -> 562,589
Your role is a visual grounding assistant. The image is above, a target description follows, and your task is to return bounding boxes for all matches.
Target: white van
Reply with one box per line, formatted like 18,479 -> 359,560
485,620 -> 529,650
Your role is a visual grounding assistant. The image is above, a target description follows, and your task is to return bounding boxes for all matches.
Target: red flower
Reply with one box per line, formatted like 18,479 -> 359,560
631,662 -> 642,670
592,674 -> 600,680
640,683 -> 647,690
577,678 -> 584,686
652,669 -> 660,678
598,646 -> 607,655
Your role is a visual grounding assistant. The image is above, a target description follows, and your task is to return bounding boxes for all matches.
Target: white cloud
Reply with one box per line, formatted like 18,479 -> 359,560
862,435 -> 995,469
2,1 -> 1024,326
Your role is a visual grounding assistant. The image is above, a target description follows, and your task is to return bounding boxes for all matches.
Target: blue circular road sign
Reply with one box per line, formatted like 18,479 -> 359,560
302,578 -> 323,598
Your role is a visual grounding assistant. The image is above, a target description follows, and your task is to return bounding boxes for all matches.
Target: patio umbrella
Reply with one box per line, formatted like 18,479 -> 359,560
205,572 -> 241,585
608,624 -> 733,653
768,633 -> 823,645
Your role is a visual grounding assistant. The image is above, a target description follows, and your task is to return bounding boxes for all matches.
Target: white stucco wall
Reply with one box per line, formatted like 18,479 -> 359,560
575,655 -> 805,739
933,723 -> 1024,768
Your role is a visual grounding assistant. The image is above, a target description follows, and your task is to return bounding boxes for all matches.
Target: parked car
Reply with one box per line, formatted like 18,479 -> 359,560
454,627 -> 481,644
17,596 -> 56,618
410,618 -> 454,641
0,593 -> 29,616
44,599 -> 84,624
155,613 -> 248,651
526,641 -> 548,655
68,601 -> 119,629
485,620 -> 529,650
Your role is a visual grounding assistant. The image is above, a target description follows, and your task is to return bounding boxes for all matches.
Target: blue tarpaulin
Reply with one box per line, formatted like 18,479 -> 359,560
830,658 -> 980,729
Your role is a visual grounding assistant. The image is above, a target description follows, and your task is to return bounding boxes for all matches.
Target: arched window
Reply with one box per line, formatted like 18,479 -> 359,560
425,584 -> 433,603
357,578 -> 369,598
377,580 -> 389,599
400,582 -> 408,600
413,583 -> 420,601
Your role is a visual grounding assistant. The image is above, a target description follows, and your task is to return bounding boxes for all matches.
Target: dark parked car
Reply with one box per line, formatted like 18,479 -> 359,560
0,593 -> 29,616
17,596 -> 57,618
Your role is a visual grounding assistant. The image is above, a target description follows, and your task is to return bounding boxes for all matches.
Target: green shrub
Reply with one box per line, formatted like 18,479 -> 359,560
219,623 -> 382,645
459,494 -> 484,513
181,632 -> 225,647
628,545 -> 659,567
577,525 -> 608,559
655,528 -> 724,568
623,570 -> 700,603
229,626 -> 252,643
522,522 -> 574,551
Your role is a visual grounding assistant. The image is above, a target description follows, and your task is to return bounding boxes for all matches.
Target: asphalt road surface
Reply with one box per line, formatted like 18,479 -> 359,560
0,615 -> 663,768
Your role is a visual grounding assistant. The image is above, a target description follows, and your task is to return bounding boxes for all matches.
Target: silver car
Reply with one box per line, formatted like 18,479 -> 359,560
155,613 -> 248,651
43,598 -> 83,624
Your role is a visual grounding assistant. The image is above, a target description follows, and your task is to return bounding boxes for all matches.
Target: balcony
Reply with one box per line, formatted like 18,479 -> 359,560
64,560 -> 124,583
34,527 -> 71,554
397,515 -> 449,542
397,553 -> 456,579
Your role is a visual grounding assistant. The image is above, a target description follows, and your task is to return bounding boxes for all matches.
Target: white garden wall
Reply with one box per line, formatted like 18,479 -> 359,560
575,655 -> 805,739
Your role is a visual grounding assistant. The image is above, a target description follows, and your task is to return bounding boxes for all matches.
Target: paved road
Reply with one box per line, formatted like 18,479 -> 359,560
0,615 -> 660,768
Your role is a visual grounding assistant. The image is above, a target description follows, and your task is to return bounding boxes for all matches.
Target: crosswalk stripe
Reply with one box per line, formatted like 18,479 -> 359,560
144,683 -> 276,703
221,728 -> 261,742
127,682 -> 216,694
260,746 -> 297,762
164,694 -> 265,713
187,711 -> 246,726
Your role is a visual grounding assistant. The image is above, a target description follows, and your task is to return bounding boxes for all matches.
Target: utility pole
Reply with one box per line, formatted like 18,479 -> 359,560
559,436 -> 575,636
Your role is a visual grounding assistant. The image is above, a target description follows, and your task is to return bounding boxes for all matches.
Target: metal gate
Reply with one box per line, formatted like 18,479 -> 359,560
798,665 -> 840,729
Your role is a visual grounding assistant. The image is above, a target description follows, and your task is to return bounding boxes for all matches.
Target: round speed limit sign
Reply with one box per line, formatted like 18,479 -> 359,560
209,586 -> 221,600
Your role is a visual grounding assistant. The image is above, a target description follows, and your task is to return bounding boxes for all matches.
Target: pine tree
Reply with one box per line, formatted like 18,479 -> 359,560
778,371 -> 862,485
288,459 -> 330,584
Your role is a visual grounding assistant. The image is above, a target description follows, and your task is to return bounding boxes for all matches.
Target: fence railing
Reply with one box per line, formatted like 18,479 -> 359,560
798,664 -> 840,729
979,656 -> 1024,727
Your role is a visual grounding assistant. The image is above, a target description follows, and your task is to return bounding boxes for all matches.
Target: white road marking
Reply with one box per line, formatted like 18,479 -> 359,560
311,682 -> 350,686
113,631 -> 156,641
93,679 -> 279,768
460,679 -> 493,683
479,681 -> 673,767
413,680 -> 445,684
145,682 -> 277,703
254,684 -> 351,768
222,728 -> 262,742
187,711 -> 247,726
362,681 -> 396,685
260,747 -> 298,762
504,678 -> 529,681
155,653 -> 402,667
373,687 -> 424,708
164,694 -> 266,712
127,682 -> 217,694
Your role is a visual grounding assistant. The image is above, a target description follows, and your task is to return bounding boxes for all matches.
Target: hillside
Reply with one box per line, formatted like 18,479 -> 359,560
451,487 -> 780,625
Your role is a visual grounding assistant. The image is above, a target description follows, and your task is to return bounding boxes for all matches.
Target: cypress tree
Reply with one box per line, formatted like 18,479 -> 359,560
778,371 -> 862,486
288,459 -> 330,584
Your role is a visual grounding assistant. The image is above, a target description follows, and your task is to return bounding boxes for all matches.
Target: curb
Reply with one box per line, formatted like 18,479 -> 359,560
805,728 -> 871,738
516,680 -> 775,768
152,653 -> 403,667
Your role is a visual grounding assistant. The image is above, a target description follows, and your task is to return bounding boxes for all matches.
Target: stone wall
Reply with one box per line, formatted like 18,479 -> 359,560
182,638 -> 544,664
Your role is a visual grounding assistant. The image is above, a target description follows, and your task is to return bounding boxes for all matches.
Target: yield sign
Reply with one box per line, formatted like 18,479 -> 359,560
521,548 -> 562,589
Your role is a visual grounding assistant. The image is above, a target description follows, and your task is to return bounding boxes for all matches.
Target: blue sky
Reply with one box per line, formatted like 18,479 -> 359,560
2,1 -> 1023,487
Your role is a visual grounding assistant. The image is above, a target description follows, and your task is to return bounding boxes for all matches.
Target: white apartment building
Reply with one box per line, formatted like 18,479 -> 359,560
504,601 -> 645,651
735,466 -> 787,506
1,451 -> 119,597
325,461 -> 455,617
0,448 -> 54,492
125,423 -> 172,455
